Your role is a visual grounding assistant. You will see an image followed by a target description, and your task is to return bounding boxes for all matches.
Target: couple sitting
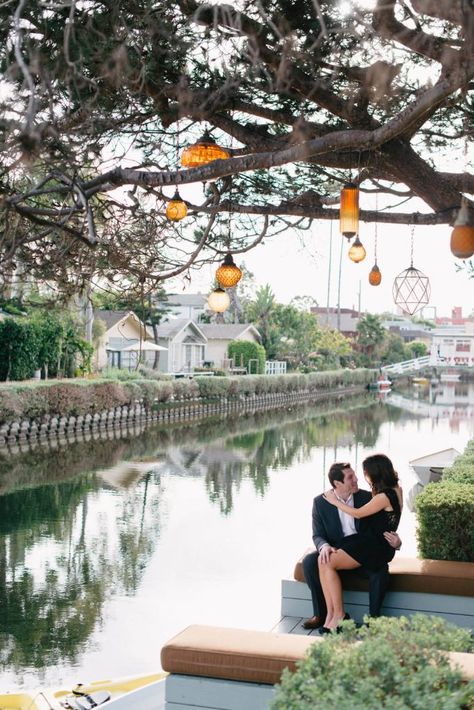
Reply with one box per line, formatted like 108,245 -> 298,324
302,455 -> 403,633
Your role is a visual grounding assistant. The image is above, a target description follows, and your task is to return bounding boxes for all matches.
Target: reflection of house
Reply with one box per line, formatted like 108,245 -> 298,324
155,319 -> 261,372
94,310 -> 158,370
311,307 -> 359,338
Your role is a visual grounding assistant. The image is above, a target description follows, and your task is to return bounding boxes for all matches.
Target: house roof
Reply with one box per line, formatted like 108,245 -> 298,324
199,324 -> 261,341
157,318 -> 206,340
94,310 -> 138,330
165,293 -> 207,307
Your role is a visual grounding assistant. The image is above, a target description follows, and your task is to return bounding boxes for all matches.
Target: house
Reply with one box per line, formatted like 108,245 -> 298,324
431,329 -> 474,366
311,307 -> 359,338
154,320 -> 262,373
198,324 -> 261,370
159,293 -> 208,322
155,319 -> 207,372
94,310 -> 163,370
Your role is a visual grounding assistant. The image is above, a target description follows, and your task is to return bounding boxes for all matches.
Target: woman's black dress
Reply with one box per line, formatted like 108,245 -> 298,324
339,488 -> 401,572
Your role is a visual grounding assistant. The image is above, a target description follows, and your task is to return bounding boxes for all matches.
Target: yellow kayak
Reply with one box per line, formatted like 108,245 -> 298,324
0,672 -> 166,710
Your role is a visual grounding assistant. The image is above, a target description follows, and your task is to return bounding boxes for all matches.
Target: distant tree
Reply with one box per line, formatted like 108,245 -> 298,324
406,341 -> 428,359
356,314 -> 386,360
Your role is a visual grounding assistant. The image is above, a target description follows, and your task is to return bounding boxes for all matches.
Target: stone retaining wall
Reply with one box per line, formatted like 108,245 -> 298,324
0,386 -> 363,455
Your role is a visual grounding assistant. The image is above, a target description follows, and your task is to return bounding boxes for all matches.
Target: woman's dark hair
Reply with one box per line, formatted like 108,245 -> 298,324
362,454 -> 398,493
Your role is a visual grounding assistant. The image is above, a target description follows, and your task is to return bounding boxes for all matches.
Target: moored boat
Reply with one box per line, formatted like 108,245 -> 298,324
0,672 -> 166,710
409,447 -> 460,484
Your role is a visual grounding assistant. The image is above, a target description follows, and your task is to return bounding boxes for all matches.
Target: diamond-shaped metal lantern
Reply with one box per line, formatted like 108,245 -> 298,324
392,265 -> 431,315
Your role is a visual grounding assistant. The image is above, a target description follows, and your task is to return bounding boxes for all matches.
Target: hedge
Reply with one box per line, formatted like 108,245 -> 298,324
0,369 -> 375,425
416,439 -> 474,561
228,340 -> 266,374
272,615 -> 474,710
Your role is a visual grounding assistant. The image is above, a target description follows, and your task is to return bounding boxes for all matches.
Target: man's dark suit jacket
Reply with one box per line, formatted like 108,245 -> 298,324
302,489 -> 389,618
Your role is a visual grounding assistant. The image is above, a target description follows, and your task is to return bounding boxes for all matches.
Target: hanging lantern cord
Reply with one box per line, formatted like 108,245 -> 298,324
410,224 -> 414,267
374,193 -> 378,264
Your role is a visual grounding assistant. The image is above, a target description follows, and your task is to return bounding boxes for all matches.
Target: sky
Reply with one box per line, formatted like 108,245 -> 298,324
167,196 -> 473,320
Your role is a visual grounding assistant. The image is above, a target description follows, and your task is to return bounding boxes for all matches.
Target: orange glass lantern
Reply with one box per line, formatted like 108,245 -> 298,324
207,287 -> 230,313
450,200 -> 474,259
339,182 -> 359,239
368,263 -> 382,286
348,236 -> 366,263
166,189 -> 188,221
181,130 -> 230,168
216,253 -> 242,288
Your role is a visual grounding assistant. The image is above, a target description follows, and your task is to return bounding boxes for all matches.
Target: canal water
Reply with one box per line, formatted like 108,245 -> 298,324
0,383 -> 473,691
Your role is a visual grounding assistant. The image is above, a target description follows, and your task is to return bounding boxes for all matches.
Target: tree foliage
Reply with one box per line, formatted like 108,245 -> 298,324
0,1 -> 473,296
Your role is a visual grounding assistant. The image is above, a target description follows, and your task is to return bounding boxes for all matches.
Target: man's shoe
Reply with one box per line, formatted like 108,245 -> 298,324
302,615 -> 324,630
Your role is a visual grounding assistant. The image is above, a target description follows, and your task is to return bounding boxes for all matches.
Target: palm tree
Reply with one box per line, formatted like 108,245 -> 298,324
356,313 -> 386,360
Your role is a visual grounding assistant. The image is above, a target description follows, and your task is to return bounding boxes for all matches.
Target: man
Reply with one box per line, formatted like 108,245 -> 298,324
302,461 -> 401,629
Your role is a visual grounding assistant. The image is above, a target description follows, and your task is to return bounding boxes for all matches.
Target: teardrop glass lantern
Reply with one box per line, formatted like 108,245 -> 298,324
216,253 -> 242,288
348,236 -> 366,263
339,182 -> 359,239
181,130 -> 230,168
368,263 -> 382,286
450,200 -> 474,259
166,189 -> 188,221
207,287 -> 230,313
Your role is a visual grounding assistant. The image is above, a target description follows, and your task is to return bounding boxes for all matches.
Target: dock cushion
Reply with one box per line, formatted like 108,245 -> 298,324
294,552 -> 474,597
161,624 -> 320,685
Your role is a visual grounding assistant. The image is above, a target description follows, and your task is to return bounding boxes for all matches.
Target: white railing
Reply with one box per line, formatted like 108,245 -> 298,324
265,360 -> 287,375
380,354 -> 460,375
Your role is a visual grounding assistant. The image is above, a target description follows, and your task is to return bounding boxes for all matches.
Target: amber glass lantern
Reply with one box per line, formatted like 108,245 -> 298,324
216,253 -> 242,288
207,287 -> 230,313
181,130 -> 230,168
450,200 -> 474,259
368,263 -> 382,286
339,182 -> 359,239
166,189 -> 188,221
348,236 -> 366,263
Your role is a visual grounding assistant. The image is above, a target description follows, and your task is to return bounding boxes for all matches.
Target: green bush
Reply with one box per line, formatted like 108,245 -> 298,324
228,340 -> 266,374
0,319 -> 39,381
272,615 -> 474,710
415,482 -> 474,561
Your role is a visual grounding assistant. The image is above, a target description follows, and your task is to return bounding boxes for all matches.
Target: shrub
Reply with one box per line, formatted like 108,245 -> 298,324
228,340 -> 266,374
272,615 -> 474,710
0,319 -> 39,381
415,482 -> 474,561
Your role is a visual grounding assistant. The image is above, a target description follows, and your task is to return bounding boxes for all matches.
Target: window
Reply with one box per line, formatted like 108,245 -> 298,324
456,340 -> 471,352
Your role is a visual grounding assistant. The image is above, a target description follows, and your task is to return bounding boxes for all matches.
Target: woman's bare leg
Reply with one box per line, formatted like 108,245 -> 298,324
318,557 -> 335,627
322,550 -> 360,629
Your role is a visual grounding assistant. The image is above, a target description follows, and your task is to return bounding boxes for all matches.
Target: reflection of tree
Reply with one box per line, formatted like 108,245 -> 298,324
0,473 -> 162,672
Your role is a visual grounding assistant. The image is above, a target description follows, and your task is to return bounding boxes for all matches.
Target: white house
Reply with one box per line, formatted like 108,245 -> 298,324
155,320 -> 262,373
155,319 -> 208,372
431,329 -> 474,366
94,310 -> 163,370
198,324 -> 262,370
160,294 -> 208,322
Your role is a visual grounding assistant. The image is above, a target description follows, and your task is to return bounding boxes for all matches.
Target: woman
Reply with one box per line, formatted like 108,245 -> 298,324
319,453 -> 403,632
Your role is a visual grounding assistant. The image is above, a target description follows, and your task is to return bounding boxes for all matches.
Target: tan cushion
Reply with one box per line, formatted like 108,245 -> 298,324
294,551 -> 474,597
160,624 -> 320,685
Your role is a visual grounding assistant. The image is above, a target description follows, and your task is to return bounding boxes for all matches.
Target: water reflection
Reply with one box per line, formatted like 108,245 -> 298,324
0,386 -> 472,682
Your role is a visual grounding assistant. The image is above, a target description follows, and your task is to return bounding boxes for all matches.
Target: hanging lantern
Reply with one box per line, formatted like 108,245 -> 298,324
368,263 -> 382,286
348,236 -> 366,263
450,200 -> 474,259
216,253 -> 242,288
166,189 -> 188,221
181,130 -> 230,168
393,266 -> 430,315
339,182 -> 359,239
207,287 -> 230,313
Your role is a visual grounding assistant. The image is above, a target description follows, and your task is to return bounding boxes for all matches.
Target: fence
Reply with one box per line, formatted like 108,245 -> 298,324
265,361 -> 287,375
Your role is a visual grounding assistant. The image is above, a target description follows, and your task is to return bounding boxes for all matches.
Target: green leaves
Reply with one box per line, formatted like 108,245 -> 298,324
272,615 -> 474,710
